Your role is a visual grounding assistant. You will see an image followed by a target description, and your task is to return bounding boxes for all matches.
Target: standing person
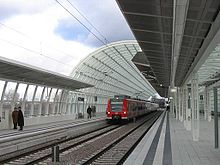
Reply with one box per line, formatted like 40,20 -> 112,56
12,107 -> 18,129
17,106 -> 24,131
87,106 -> 92,119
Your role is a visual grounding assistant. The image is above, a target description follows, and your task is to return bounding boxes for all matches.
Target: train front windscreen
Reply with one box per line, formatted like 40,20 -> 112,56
110,99 -> 123,112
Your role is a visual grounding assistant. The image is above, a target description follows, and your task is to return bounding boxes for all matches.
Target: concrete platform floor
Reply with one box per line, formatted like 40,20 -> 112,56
125,112 -> 220,165
170,115 -> 220,165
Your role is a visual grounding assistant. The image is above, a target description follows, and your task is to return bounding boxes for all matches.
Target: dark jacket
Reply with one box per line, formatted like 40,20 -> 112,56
17,110 -> 24,126
87,107 -> 92,114
12,110 -> 18,123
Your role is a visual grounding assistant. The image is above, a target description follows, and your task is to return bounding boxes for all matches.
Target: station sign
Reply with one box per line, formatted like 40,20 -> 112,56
78,97 -> 84,101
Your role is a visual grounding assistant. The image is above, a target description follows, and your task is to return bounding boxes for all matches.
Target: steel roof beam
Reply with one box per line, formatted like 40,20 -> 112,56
182,11 -> 220,86
171,0 -> 189,87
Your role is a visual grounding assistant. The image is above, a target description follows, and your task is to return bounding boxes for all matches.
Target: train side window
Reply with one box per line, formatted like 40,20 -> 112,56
133,103 -> 136,111
128,103 -> 132,111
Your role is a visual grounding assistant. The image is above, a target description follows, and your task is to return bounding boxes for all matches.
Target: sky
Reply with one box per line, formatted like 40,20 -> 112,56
0,0 -> 134,75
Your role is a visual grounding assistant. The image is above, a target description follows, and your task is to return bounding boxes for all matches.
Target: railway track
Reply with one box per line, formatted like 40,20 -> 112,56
1,122 -> 116,164
2,111 -> 162,164
39,111 -> 162,164
81,111 -> 162,165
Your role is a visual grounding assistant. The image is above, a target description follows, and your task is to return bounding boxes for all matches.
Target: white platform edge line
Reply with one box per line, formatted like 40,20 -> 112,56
153,112 -> 167,165
124,111 -> 166,165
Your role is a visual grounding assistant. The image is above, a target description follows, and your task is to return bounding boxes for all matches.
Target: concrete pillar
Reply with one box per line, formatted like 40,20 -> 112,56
52,89 -> 59,115
45,88 -> 52,115
180,87 -> 184,122
178,87 -> 183,121
174,90 -> 177,118
39,87 -> 46,116
0,81 -> 7,122
191,73 -> 199,141
0,103 -> 2,122
176,88 -> 180,120
30,86 -> 38,117
207,91 -> 212,122
213,87 -> 219,148
63,91 -> 70,115
204,86 -> 208,120
170,98 -> 174,115
183,86 -> 187,128
186,86 -> 191,131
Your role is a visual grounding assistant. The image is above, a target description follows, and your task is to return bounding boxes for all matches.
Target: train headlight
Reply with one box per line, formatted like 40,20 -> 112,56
107,111 -> 110,114
123,111 -> 126,114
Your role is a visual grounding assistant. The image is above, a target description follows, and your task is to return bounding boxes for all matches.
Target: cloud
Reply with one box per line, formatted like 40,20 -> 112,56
0,0 -> 134,75
54,0 -> 134,47
54,18 -> 89,41
0,0 -> 52,20
0,1 -> 94,75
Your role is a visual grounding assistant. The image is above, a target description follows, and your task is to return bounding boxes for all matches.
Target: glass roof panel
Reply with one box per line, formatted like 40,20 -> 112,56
198,43 -> 220,85
70,40 -> 157,99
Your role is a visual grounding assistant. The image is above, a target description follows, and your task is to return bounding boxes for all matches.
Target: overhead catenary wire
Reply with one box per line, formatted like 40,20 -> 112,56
0,1 -> 156,97
0,22 -> 78,62
55,0 -> 156,97
0,38 -> 73,68
65,0 -> 108,44
55,0 -> 108,46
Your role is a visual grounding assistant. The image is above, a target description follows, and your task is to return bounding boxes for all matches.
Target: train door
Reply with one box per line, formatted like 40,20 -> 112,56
128,101 -> 132,118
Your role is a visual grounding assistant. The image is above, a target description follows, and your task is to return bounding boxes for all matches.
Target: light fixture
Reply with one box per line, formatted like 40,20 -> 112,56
170,88 -> 177,92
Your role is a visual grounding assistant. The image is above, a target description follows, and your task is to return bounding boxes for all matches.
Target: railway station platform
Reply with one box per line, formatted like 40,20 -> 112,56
125,112 -> 220,165
0,112 -> 105,157
0,112 -> 105,135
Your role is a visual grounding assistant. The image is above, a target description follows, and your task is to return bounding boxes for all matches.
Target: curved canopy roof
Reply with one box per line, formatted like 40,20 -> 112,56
70,40 -> 157,99
0,56 -> 92,90
116,0 -> 220,93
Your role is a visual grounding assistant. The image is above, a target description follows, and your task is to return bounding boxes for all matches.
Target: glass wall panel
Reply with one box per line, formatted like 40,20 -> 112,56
55,89 -> 62,102
41,101 -> 48,116
16,83 -> 27,102
33,103 -> 40,116
0,80 -> 5,100
54,89 -> 62,114
42,87 -> 51,101
50,88 -> 57,102
66,103 -> 71,114
34,86 -> 44,101
54,103 -> 59,114
2,102 -> 11,119
48,103 -> 54,114
3,82 -> 17,101
26,85 -> 36,101
24,102 -> 32,117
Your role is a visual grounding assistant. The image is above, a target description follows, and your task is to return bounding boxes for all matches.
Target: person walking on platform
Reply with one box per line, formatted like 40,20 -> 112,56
17,106 -> 24,131
12,107 -> 18,129
87,106 -> 92,119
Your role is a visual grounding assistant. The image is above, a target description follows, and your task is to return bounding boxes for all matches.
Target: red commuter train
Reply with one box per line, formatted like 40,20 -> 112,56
106,95 -> 158,121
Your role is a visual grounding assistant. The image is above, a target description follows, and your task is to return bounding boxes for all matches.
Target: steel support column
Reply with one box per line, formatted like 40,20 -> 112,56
191,73 -> 199,141
204,86 -> 208,120
213,87 -> 219,148
183,86 -> 187,128
176,87 -> 180,120
186,87 -> 191,131
39,87 -> 46,116
45,88 -> 52,116
170,97 -> 174,115
172,91 -> 177,118
180,87 -> 184,122
207,90 -> 212,122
